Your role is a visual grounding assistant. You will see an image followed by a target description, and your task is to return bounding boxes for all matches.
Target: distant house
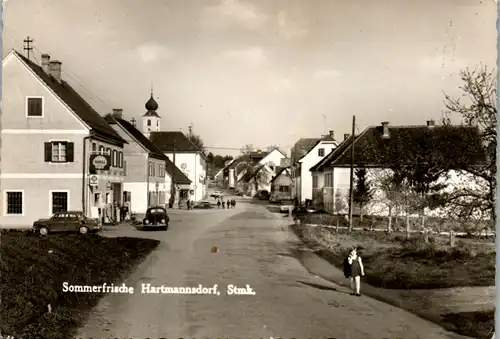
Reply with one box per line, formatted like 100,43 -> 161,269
269,167 -> 292,202
310,121 -> 485,216
0,50 -> 127,227
239,164 -> 275,196
150,131 -> 207,202
104,110 -> 190,213
290,131 -> 338,205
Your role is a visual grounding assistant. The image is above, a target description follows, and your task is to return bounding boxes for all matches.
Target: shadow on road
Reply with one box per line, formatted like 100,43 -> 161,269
296,280 -> 350,295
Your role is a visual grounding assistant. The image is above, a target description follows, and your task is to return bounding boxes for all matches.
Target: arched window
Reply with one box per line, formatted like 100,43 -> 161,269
99,146 -> 104,155
157,120 -> 159,126
112,150 -> 117,167
147,119 -> 151,126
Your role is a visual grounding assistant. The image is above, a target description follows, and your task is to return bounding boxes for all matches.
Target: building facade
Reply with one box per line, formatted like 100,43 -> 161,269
290,131 -> 337,205
269,168 -> 293,202
0,50 -> 126,227
150,131 -> 207,202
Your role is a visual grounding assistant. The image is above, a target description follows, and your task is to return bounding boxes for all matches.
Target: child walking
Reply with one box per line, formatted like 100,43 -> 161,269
347,247 -> 365,296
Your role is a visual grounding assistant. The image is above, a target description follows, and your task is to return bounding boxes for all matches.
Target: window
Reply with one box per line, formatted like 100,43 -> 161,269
312,175 -> 318,188
26,97 -> 43,117
99,146 -> 104,155
279,186 -> 290,193
318,148 -> 325,157
44,141 -> 74,163
157,121 -> 159,126
112,150 -> 117,167
325,173 -> 333,187
51,191 -> 68,214
149,162 -> 153,176
118,152 -> 123,168
92,142 -> 97,152
147,119 -> 151,126
5,191 -> 23,215
94,193 -> 101,205
106,148 -> 111,156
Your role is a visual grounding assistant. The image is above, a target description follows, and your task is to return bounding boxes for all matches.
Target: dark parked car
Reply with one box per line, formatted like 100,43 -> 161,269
194,201 -> 213,209
257,190 -> 270,200
143,206 -> 169,230
33,211 -> 101,236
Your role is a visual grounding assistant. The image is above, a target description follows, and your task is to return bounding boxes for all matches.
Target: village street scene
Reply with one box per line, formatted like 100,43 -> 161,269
0,0 -> 497,338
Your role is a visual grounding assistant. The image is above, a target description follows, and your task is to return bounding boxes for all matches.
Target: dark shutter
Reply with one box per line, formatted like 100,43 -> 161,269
44,142 -> 52,162
66,142 -> 74,162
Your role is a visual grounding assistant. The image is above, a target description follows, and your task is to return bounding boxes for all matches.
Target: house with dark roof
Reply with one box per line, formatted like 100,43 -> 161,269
289,131 -> 338,205
309,121 -> 485,216
0,50 -> 128,227
236,163 -> 275,196
269,167 -> 292,202
104,109 -> 191,213
149,129 -> 207,202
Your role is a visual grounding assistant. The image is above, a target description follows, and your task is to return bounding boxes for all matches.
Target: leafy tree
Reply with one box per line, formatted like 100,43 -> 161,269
353,168 -> 373,222
207,152 -> 214,164
240,144 -> 255,154
441,64 -> 496,224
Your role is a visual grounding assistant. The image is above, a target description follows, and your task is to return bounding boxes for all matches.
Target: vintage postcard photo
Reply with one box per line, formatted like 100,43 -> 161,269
0,0 -> 497,338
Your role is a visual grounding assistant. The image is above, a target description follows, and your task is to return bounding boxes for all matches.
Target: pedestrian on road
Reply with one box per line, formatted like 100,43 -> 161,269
347,247 -> 365,296
222,200 -> 225,209
227,199 -> 231,208
217,200 -> 221,208
231,199 -> 236,208
186,199 -> 191,210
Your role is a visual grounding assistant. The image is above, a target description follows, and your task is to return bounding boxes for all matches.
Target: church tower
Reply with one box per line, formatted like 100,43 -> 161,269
142,90 -> 161,139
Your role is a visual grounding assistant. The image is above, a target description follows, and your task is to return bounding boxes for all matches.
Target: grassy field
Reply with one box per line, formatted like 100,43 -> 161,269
291,214 -> 496,338
0,230 -> 160,339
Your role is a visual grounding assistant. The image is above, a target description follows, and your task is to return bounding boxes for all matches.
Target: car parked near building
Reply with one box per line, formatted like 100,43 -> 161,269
142,206 -> 169,230
194,201 -> 213,209
280,200 -> 294,213
33,211 -> 101,235
257,190 -> 270,200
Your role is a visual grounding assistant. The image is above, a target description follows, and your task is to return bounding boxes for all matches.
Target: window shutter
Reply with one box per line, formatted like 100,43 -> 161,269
66,142 -> 74,162
44,142 -> 52,162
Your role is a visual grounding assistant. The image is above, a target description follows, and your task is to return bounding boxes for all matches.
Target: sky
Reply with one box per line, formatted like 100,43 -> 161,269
2,0 -> 497,157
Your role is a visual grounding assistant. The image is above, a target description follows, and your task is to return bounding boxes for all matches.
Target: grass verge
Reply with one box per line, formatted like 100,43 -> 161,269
440,311 -> 495,339
0,230 -> 160,339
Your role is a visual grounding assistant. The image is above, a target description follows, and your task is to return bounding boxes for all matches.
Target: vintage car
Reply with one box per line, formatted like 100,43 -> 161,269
194,200 -> 213,209
257,190 -> 270,200
143,206 -> 169,230
33,211 -> 101,235
280,199 -> 294,213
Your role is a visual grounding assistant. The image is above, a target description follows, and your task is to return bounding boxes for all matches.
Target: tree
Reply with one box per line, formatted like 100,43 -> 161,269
441,64 -> 496,224
207,152 -> 214,164
188,133 -> 205,154
240,144 -> 255,154
353,168 -> 373,222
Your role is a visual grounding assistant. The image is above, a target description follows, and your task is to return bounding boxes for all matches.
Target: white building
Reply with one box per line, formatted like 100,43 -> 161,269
290,131 -> 338,204
150,131 -> 207,202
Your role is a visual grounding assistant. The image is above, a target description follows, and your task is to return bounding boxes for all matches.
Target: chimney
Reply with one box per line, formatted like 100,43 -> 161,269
41,54 -> 50,74
427,120 -> 435,127
112,109 -> 123,119
344,133 -> 350,141
328,130 -> 334,139
381,121 -> 390,138
48,61 -> 62,83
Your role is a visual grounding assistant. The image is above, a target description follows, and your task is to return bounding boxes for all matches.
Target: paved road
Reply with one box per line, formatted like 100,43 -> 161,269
75,194 -> 470,339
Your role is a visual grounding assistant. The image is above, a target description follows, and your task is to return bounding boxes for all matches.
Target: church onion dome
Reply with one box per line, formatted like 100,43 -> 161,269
145,95 -> 158,111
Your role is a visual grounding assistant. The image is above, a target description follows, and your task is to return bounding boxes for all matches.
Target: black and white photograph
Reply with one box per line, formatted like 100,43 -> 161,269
0,0 -> 497,338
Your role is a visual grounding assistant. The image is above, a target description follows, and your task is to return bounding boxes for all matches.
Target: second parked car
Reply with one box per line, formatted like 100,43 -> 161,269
142,206 -> 169,230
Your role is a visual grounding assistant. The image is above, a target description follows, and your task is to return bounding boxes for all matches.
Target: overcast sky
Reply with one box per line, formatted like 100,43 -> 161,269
2,0 -> 497,156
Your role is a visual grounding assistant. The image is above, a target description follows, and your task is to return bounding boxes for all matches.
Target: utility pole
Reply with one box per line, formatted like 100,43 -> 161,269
23,36 -> 33,60
348,115 -> 356,234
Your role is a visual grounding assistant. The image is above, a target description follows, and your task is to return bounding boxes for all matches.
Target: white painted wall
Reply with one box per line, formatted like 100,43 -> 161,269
124,182 -> 148,214
259,149 -> 286,168
163,152 -> 206,201
299,141 -> 337,202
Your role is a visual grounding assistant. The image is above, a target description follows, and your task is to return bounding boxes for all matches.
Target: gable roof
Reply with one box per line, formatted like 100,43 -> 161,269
298,137 -> 339,162
317,124 -> 485,169
149,131 -> 202,153
290,138 -> 321,164
104,114 -> 167,161
270,167 -> 290,183
310,135 -> 357,171
13,51 -> 126,146
165,157 -> 192,185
